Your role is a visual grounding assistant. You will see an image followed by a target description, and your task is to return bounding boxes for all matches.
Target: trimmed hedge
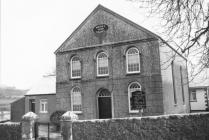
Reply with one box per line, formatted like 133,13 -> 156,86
0,122 -> 21,140
73,113 -> 209,140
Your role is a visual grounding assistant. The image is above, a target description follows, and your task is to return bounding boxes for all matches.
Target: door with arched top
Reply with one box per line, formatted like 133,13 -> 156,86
97,89 -> 112,119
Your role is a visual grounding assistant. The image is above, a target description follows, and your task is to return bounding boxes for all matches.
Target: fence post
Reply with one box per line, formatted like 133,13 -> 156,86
48,122 -> 50,140
21,112 -> 38,140
60,111 -> 78,140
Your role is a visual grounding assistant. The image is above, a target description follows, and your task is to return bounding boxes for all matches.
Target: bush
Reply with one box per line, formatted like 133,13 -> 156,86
0,122 -> 21,140
72,113 -> 209,140
50,110 -> 66,130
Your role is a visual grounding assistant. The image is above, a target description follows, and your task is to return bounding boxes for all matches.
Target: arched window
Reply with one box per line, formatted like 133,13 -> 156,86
126,47 -> 140,73
97,52 -> 109,76
71,56 -> 81,78
98,89 -> 111,97
128,82 -> 141,112
71,87 -> 82,113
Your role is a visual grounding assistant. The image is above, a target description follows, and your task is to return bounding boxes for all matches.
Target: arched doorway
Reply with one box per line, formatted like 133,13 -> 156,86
97,89 -> 112,119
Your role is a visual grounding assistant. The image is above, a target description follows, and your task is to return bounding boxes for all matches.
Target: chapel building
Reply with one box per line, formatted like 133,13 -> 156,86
55,5 -> 190,119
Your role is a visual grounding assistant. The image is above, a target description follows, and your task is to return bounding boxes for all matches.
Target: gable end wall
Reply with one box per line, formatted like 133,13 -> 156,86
159,41 -> 190,114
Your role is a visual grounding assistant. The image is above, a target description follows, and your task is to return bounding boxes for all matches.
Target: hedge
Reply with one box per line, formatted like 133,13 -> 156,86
0,122 -> 21,140
72,113 -> 209,140
50,110 -> 66,130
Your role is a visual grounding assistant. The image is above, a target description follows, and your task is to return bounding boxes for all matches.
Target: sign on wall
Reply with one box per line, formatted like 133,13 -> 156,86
93,24 -> 108,43
131,91 -> 146,110
93,24 -> 108,34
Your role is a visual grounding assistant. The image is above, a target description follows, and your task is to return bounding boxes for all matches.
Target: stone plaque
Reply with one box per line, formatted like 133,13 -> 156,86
93,24 -> 108,34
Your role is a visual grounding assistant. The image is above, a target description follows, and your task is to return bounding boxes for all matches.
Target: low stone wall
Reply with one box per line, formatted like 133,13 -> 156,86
72,113 -> 209,140
0,122 -> 21,140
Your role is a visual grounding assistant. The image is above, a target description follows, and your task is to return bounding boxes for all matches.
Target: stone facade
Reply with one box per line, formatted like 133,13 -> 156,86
55,5 -> 190,119
159,42 -> 190,114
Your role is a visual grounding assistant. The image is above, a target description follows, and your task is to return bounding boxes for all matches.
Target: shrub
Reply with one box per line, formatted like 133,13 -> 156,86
0,122 -> 21,140
72,113 -> 209,140
50,110 -> 66,130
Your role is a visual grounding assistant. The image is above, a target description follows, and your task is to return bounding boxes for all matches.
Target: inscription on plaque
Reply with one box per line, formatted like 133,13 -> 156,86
93,24 -> 108,34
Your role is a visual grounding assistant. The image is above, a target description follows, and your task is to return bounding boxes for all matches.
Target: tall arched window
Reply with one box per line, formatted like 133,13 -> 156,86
71,56 -> 81,78
126,47 -> 140,73
97,52 -> 109,76
71,87 -> 82,113
128,82 -> 141,113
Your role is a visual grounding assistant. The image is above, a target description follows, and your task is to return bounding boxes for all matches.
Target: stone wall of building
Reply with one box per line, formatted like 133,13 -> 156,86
56,39 -> 164,119
159,41 -> 190,114
55,5 -> 189,119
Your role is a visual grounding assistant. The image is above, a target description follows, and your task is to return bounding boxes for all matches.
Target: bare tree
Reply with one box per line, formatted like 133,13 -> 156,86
129,0 -> 209,80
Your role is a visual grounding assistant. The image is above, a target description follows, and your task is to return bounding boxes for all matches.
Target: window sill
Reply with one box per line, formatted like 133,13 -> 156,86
40,111 -> 48,114
72,111 -> 82,114
129,110 -> 139,114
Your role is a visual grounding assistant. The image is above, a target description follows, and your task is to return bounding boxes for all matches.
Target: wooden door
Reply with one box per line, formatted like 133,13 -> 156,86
29,99 -> 35,113
98,97 -> 112,119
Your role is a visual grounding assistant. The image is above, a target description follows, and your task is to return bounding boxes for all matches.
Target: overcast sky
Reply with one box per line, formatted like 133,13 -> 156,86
6,0 -> 209,90
1,0 -> 163,89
